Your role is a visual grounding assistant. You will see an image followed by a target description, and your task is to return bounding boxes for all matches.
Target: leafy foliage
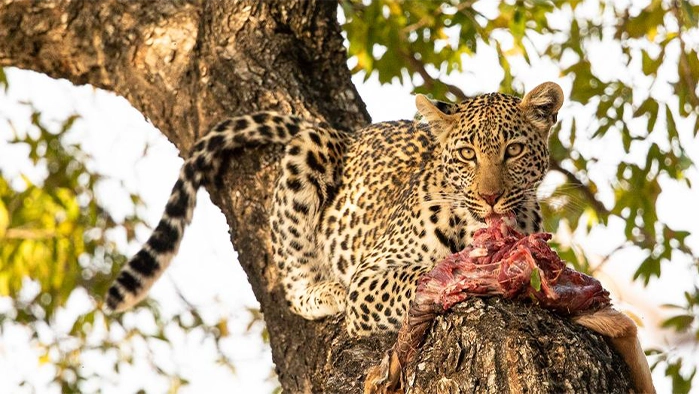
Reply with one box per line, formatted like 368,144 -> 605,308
343,0 -> 699,391
1,112 -> 118,314
0,105 -> 240,392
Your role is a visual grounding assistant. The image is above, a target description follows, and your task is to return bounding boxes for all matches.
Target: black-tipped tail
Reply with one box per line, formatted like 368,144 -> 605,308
105,166 -> 200,312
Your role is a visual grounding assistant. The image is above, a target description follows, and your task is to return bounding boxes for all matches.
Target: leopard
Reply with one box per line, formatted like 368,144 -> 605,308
105,81 -> 657,393
105,81 -> 563,336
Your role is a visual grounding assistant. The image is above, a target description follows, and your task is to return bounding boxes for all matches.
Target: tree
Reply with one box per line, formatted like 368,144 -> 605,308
1,0 -> 697,393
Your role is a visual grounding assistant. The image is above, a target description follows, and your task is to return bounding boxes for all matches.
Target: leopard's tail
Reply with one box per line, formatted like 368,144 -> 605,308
105,113 -> 309,312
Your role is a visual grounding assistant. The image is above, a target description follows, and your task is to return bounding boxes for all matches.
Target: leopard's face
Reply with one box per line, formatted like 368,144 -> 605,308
416,83 -> 563,224
441,93 -> 550,220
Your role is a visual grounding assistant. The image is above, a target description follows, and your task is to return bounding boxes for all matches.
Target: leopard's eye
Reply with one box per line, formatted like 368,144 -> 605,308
457,147 -> 476,162
505,143 -> 524,159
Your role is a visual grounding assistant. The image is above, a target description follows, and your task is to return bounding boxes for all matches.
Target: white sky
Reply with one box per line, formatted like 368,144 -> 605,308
1,6 -> 698,392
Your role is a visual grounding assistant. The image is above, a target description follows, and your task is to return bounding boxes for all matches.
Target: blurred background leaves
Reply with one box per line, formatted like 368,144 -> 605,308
1,0 -> 698,392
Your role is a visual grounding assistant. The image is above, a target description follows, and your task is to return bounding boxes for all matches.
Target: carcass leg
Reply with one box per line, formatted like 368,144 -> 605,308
574,307 -> 656,394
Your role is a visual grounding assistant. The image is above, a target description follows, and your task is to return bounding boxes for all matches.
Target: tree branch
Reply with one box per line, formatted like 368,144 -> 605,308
549,157 -> 610,217
399,49 -> 468,101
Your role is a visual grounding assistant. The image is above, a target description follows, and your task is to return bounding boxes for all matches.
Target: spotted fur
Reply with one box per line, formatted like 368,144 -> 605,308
105,113 -> 323,311
106,82 -> 564,337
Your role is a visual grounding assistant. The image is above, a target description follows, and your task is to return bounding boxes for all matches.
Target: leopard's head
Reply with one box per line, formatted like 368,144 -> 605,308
416,82 -> 563,226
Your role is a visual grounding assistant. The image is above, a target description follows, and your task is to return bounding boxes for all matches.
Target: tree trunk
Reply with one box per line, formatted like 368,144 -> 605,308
0,1 -> 635,392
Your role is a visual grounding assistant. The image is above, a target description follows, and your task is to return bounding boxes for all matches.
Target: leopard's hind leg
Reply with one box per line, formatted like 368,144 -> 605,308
271,126 -> 351,319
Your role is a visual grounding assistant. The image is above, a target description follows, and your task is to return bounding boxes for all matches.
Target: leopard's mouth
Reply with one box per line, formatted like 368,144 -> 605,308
484,212 -> 516,227
474,205 -> 516,225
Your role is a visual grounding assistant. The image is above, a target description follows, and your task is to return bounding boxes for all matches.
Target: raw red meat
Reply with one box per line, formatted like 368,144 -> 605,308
415,215 -> 610,316
373,215 -> 613,389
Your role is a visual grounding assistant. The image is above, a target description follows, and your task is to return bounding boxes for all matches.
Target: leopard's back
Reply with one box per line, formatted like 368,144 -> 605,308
319,120 -> 437,283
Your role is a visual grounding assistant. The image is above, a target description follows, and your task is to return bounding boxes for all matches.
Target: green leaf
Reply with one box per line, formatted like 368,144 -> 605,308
530,267 -> 542,292
0,198 -> 8,238
0,68 -> 7,91
633,255 -> 662,284
632,98 -> 659,133
666,104 -> 678,142
641,48 -> 664,76
622,0 -> 665,39
682,1 -> 698,25
665,359 -> 696,394
661,314 -> 695,332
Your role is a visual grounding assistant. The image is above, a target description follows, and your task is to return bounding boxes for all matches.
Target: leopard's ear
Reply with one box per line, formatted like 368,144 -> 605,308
520,82 -> 563,133
415,94 -> 457,138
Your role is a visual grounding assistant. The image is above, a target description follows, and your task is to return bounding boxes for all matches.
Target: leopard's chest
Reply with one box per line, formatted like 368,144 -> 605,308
318,171 -> 403,285
319,176 -> 483,286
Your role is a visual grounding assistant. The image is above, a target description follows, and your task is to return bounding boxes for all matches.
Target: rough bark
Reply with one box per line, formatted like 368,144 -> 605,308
0,1 -> 635,393
410,299 -> 633,393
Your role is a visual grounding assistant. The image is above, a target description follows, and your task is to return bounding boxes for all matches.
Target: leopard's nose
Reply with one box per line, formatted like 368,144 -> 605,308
479,191 -> 503,206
